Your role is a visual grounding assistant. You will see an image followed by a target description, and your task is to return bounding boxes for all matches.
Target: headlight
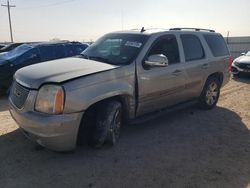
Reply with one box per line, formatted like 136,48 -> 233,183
233,61 -> 239,66
35,85 -> 65,114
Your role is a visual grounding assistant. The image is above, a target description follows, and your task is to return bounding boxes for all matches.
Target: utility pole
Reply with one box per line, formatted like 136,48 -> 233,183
1,0 -> 16,42
121,9 -> 124,30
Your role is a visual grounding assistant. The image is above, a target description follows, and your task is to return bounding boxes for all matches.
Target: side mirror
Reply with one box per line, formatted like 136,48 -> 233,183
145,54 -> 168,67
241,52 -> 246,56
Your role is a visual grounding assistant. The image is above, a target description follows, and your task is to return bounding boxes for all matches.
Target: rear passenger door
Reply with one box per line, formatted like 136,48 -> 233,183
179,34 -> 209,99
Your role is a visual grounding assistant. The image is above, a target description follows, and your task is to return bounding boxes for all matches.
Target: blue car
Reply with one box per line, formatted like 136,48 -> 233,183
0,41 -> 89,94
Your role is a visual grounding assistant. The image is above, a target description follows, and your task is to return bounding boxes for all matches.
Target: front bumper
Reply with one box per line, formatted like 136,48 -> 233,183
9,96 -> 84,151
232,63 -> 250,74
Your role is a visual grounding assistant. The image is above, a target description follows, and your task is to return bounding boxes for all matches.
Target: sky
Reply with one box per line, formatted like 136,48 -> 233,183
0,0 -> 250,42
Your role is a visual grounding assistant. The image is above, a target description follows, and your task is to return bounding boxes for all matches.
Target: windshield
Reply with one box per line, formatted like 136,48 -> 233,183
0,44 -> 33,60
81,33 -> 148,65
246,51 -> 250,56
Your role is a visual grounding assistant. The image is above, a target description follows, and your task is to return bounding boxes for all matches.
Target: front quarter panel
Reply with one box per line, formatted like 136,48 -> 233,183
63,64 -> 135,117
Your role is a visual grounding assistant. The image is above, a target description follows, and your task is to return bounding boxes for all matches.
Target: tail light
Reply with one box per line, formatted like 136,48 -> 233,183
228,55 -> 233,72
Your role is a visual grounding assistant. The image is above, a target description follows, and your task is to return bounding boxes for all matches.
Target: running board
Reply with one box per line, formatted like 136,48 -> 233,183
129,100 -> 198,125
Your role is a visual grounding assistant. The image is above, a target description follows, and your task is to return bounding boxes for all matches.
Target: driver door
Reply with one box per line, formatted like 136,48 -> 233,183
136,35 -> 187,116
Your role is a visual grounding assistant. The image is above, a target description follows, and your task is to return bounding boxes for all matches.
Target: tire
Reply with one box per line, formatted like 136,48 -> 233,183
199,77 -> 221,110
233,72 -> 241,78
90,101 -> 122,148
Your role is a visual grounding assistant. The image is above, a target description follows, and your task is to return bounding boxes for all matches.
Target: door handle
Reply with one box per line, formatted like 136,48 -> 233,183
202,63 -> 209,69
172,70 -> 182,76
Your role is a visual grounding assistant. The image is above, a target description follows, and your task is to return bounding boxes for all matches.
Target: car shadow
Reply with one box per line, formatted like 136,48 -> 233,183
0,96 -> 9,112
232,75 -> 250,84
0,105 -> 249,188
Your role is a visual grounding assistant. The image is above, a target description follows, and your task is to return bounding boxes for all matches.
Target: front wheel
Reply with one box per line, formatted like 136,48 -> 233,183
199,77 -> 221,110
90,101 -> 122,148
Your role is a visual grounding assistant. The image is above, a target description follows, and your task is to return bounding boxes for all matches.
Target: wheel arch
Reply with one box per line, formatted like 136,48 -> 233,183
76,94 -> 132,145
207,72 -> 224,86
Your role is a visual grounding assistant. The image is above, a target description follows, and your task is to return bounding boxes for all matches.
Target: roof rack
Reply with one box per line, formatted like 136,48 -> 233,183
169,28 -> 215,32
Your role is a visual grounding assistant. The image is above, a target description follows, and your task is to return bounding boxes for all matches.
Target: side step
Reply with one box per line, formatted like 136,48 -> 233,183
129,100 -> 198,125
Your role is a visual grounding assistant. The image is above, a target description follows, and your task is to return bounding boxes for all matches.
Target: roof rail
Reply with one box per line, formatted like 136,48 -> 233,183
169,28 -> 215,32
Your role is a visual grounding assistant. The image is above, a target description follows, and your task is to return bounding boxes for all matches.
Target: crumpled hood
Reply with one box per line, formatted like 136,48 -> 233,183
15,57 -> 119,89
235,56 -> 250,64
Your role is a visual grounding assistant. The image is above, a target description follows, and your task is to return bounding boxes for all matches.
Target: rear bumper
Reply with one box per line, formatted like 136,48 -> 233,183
9,100 -> 84,151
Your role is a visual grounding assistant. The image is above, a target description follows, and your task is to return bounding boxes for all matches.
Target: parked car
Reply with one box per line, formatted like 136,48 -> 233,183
0,44 -> 7,49
9,28 -> 231,151
232,51 -> 250,77
0,41 -> 89,95
0,43 -> 24,53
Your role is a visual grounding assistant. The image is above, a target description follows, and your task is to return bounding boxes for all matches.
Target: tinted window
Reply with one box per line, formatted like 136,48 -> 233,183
54,45 -> 65,59
181,34 -> 205,61
66,44 -> 88,56
204,34 -> 229,57
74,44 -> 88,54
148,35 -> 180,64
38,46 -> 55,61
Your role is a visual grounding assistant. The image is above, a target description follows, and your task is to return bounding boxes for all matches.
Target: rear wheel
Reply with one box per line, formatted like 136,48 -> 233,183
90,100 -> 122,148
199,77 -> 221,110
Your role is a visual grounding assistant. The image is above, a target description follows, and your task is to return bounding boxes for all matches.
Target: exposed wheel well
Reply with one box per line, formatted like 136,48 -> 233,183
77,95 -> 130,145
207,72 -> 224,86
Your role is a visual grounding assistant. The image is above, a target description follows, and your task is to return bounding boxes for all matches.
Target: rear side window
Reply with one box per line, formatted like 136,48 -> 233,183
204,34 -> 229,57
181,34 -> 205,61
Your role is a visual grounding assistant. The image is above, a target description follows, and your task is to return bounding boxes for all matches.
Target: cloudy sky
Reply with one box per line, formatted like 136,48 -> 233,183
0,0 -> 249,42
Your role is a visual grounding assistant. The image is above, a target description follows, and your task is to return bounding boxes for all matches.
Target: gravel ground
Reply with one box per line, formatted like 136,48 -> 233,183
0,78 -> 249,188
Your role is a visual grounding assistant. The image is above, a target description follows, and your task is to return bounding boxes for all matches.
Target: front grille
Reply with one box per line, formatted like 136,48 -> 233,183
237,63 -> 250,70
10,81 -> 30,109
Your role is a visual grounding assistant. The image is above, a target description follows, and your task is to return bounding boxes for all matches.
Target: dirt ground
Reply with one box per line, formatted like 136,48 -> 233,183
0,77 -> 249,188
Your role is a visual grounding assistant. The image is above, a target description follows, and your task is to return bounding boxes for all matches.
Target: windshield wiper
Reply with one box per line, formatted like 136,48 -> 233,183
88,56 -> 110,64
79,54 -> 89,59
79,54 -> 112,64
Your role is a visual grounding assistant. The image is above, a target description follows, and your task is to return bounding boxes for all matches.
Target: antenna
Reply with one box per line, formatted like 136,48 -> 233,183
140,27 -> 146,33
121,9 -> 124,30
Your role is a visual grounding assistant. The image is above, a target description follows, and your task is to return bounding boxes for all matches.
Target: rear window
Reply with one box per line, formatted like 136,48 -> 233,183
181,34 -> 205,61
204,34 -> 229,57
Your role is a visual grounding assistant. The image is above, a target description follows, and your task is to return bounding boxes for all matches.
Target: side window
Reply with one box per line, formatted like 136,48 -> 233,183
65,44 -> 88,57
54,45 -> 66,59
181,34 -> 205,61
204,34 -> 229,57
147,35 -> 180,64
38,46 -> 55,61
65,44 -> 75,56
73,44 -> 88,55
